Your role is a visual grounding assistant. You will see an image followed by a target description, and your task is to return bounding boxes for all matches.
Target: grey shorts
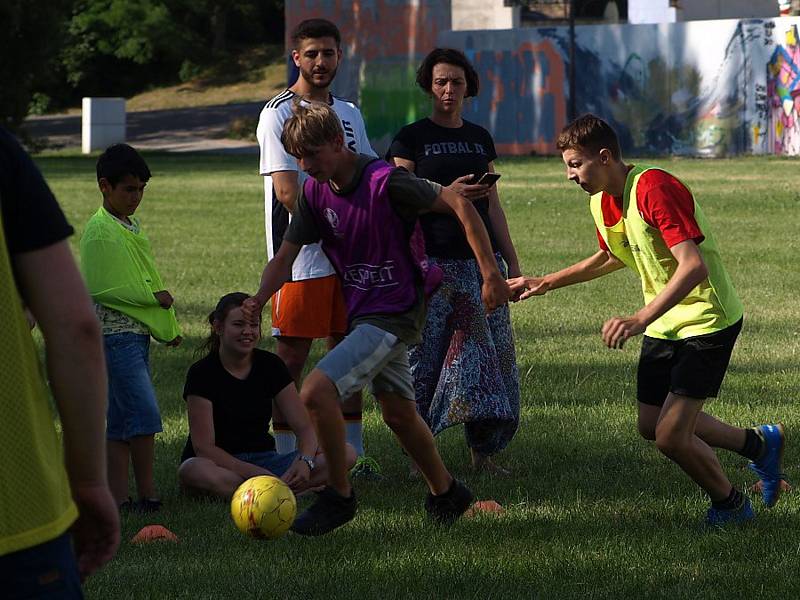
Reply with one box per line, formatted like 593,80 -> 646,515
316,324 -> 415,401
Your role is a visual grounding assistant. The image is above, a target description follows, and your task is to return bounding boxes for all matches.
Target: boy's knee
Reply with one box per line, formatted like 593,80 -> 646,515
300,372 -> 339,413
381,400 -> 416,432
654,425 -> 689,458
637,403 -> 661,442
300,390 -> 316,411
382,410 -> 405,432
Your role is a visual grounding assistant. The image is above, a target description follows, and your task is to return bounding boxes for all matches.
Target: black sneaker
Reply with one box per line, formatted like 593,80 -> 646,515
290,486 -> 357,536
424,479 -> 474,524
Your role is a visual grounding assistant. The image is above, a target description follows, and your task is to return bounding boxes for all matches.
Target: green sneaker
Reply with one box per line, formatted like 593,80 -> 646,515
350,456 -> 384,481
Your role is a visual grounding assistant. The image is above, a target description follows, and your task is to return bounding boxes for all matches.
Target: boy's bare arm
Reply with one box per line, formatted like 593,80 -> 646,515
270,171 -> 300,214
430,187 -> 510,310
14,239 -> 119,579
243,240 -> 302,320
508,250 -> 624,301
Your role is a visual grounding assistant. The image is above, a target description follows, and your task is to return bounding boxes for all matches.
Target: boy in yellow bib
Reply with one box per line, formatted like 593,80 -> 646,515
508,114 -> 785,526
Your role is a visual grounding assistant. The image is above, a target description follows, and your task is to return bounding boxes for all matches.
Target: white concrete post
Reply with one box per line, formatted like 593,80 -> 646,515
82,97 -> 126,154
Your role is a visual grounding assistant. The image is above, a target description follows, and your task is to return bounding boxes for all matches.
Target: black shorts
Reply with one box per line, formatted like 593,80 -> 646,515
637,318 -> 743,406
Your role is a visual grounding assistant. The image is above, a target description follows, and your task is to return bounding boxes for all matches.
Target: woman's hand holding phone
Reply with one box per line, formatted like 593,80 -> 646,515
448,172 -> 501,200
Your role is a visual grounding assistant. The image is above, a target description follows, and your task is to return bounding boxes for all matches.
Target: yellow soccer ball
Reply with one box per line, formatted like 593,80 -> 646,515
230,476 -> 296,539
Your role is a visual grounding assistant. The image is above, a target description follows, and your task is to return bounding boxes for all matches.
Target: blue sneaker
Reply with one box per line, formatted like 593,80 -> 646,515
748,424 -> 786,507
706,497 -> 755,527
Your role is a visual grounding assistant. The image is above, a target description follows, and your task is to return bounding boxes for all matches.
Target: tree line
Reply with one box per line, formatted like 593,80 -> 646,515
1,0 -> 284,131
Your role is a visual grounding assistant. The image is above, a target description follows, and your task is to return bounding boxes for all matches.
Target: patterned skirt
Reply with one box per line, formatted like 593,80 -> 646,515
409,254 -> 520,456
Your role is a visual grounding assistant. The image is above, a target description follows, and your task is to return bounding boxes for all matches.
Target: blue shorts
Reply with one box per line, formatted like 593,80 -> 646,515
0,532 -> 82,599
316,323 -> 415,401
104,332 -> 162,440
234,450 -> 299,476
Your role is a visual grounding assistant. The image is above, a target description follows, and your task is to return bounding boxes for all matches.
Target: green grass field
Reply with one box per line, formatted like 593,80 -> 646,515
35,153 -> 800,599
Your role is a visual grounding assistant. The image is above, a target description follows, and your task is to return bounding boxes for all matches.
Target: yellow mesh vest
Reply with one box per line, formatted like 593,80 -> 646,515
0,213 -> 78,556
590,165 -> 743,340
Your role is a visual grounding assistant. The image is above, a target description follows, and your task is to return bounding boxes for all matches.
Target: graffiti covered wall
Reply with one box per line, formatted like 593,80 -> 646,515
285,4 -> 800,156
442,17 -> 800,156
768,23 -> 800,154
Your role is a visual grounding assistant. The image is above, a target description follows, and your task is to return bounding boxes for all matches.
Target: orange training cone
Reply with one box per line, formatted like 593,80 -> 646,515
131,525 -> 179,544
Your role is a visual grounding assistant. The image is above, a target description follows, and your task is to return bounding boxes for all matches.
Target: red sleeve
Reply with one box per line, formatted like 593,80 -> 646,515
596,227 -> 609,251
636,170 -> 704,248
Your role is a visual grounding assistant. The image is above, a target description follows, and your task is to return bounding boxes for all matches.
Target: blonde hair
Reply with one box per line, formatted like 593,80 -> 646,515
281,99 -> 344,158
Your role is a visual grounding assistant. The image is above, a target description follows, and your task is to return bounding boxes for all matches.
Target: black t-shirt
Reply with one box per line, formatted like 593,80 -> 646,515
180,349 -> 294,462
0,128 -> 73,257
388,118 -> 498,259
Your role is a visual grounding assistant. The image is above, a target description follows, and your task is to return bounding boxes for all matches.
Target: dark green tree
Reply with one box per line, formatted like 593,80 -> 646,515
61,0 -> 189,96
0,0 -> 71,130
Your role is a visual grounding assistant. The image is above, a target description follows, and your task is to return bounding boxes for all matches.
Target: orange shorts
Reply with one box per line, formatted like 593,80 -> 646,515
270,275 -> 348,339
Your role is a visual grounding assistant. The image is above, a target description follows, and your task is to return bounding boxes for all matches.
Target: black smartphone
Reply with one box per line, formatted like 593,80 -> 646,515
468,172 -> 501,186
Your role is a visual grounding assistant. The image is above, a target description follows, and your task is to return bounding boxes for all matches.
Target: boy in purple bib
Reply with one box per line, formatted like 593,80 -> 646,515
244,99 -> 511,536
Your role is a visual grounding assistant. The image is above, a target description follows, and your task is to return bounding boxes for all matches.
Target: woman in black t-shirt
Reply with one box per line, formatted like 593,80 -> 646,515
178,292 -> 355,498
388,48 -> 520,474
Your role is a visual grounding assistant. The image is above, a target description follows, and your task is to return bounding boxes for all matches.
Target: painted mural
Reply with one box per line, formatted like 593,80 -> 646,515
767,24 -> 800,155
285,2 -> 800,156
443,19 -> 800,157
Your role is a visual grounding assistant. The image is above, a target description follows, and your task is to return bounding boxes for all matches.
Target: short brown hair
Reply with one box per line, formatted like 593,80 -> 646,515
416,48 -> 479,98
290,18 -> 341,49
281,99 -> 343,158
556,114 -> 621,160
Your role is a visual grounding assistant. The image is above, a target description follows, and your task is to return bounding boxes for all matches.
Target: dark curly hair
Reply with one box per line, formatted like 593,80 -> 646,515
416,48 -> 479,98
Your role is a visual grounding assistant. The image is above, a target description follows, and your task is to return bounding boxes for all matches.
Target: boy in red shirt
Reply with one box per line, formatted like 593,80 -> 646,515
509,114 -> 785,526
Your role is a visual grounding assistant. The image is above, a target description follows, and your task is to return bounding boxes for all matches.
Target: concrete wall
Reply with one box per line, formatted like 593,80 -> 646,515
629,0 -> 778,23
678,0 -> 778,21
452,0 -> 519,30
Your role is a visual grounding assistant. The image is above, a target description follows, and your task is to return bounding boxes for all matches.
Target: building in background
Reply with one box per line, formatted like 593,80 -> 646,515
452,0 -> 519,30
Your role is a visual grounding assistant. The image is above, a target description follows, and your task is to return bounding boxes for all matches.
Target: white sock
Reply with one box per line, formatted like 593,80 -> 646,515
274,429 -> 296,454
345,417 -> 365,457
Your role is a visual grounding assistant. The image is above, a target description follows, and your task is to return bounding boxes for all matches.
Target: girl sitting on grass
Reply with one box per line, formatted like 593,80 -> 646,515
178,292 -> 355,498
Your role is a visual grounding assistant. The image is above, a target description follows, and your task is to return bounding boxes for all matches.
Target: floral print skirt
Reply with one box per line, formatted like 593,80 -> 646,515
409,254 -> 520,455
